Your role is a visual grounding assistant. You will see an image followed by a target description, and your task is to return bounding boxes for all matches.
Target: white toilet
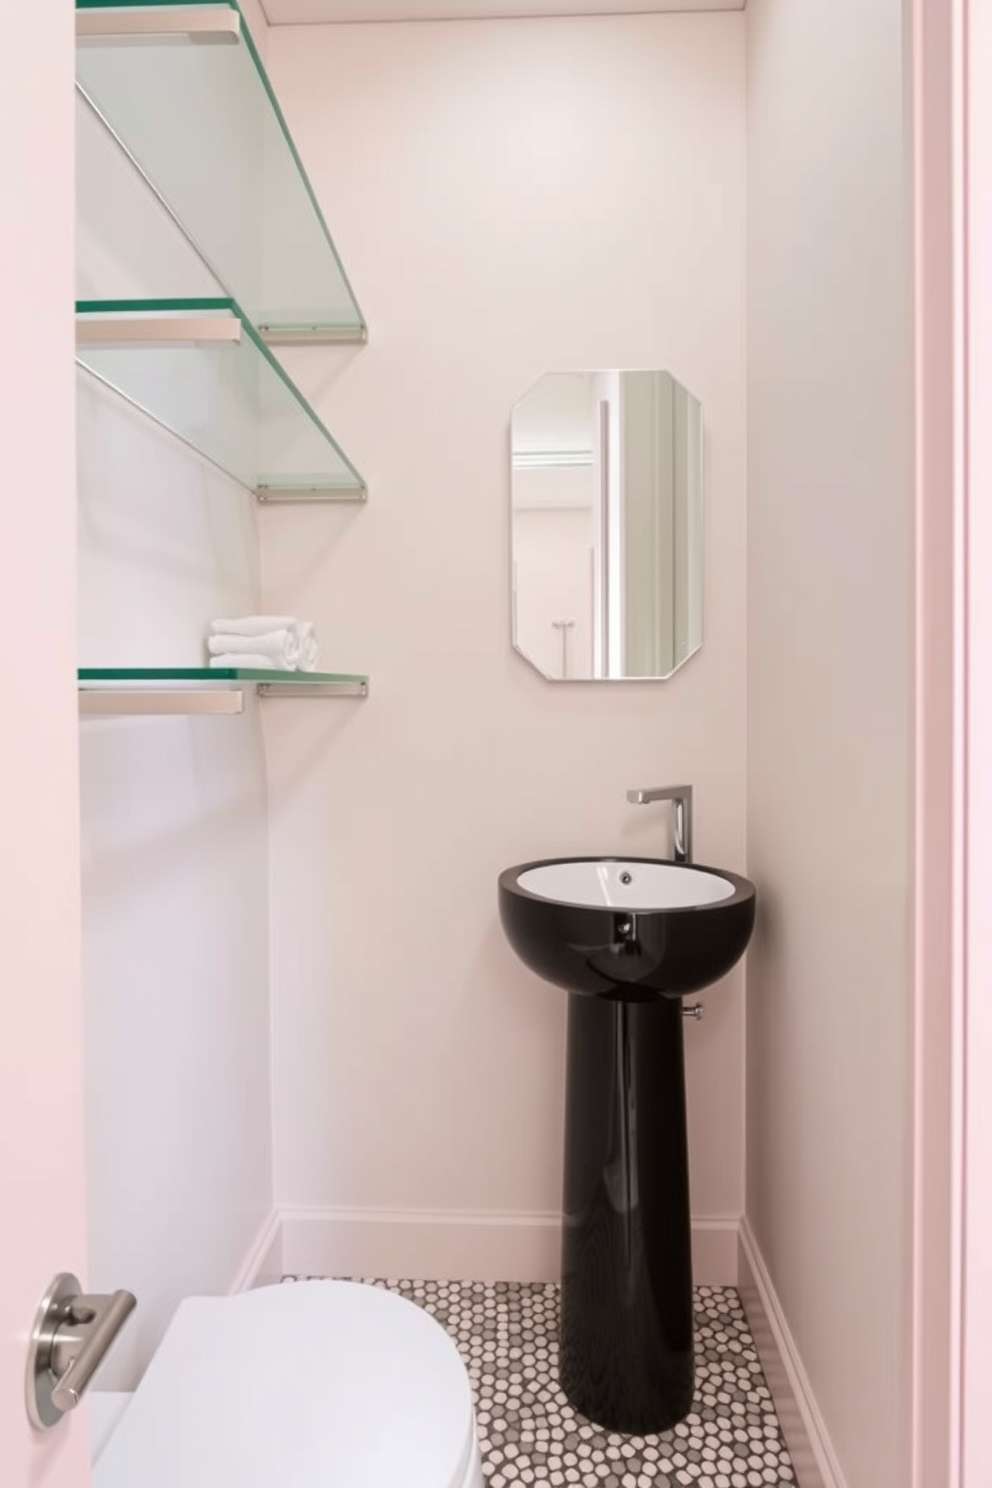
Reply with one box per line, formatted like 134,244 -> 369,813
90,1280 -> 485,1488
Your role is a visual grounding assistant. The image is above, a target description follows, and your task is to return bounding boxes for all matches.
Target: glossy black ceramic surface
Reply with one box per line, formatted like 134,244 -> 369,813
560,994 -> 693,1433
498,856 -> 756,1000
498,855 -> 756,1434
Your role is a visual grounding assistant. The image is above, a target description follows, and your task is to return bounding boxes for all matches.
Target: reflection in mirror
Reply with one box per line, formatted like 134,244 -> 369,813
510,370 -> 702,681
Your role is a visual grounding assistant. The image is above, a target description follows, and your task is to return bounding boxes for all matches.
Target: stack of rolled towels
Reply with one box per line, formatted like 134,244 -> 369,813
207,616 -> 319,672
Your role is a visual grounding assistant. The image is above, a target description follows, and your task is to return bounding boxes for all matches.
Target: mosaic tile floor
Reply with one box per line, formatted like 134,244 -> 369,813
282,1276 -> 796,1488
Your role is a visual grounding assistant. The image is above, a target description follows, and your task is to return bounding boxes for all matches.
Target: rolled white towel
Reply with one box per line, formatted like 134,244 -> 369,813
295,621 -> 319,673
209,653 -> 293,671
208,629 -> 300,668
211,615 -> 297,638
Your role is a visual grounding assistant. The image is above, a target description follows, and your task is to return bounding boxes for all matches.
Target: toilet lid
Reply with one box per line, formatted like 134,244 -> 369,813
94,1282 -> 478,1488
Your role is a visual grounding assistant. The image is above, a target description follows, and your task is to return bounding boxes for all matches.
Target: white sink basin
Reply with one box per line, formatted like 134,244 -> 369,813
498,855 -> 756,998
516,859 -> 737,910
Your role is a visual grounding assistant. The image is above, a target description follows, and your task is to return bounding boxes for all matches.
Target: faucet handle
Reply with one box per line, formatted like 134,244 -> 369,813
625,785 -> 693,864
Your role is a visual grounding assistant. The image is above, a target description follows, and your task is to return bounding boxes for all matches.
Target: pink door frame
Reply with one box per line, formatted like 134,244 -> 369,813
961,0 -> 992,1481
912,0 -> 992,1483
0,1 -> 90,1485
0,5 -> 982,1487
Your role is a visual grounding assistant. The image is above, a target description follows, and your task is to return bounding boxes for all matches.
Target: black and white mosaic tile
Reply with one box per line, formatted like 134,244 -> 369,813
281,1276 -> 796,1488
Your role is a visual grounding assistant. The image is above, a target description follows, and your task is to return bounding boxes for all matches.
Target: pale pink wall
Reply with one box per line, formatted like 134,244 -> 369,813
909,1 -> 958,1482
261,14 -> 747,1267
746,1 -> 915,1485
77,383 -> 275,1390
0,0 -> 89,1482
75,1 -> 276,1391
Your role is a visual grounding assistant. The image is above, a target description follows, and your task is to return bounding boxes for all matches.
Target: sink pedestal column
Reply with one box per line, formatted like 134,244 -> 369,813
559,992 -> 693,1434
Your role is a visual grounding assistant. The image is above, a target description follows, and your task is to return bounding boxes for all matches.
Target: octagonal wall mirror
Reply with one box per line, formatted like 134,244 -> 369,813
510,369 -> 702,681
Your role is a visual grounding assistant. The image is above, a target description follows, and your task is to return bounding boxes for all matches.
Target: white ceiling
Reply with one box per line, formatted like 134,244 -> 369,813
261,0 -> 744,25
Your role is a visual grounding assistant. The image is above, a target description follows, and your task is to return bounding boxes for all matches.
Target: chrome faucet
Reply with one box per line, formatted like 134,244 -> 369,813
625,785 -> 693,864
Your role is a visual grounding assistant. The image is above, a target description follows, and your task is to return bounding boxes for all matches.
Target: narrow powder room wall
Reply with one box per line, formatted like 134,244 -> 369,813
261,13 -> 749,1277
745,0 -> 914,1484
77,0 -> 277,1389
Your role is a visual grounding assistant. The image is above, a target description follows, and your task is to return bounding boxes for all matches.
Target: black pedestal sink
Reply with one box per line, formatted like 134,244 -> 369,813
498,855 -> 756,1435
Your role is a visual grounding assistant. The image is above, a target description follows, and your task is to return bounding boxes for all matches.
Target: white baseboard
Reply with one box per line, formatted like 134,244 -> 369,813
738,1219 -> 846,1488
278,1206 -> 739,1285
280,1206 -> 561,1281
228,1208 -> 283,1293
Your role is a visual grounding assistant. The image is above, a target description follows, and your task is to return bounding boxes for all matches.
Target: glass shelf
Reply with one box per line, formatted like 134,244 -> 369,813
76,2 -> 365,342
79,666 -> 369,713
76,299 -> 366,500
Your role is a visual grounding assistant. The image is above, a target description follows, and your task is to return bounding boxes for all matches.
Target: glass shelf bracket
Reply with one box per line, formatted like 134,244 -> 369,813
76,299 -> 366,501
75,1 -> 366,343
78,667 -> 370,714
79,689 -> 247,716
